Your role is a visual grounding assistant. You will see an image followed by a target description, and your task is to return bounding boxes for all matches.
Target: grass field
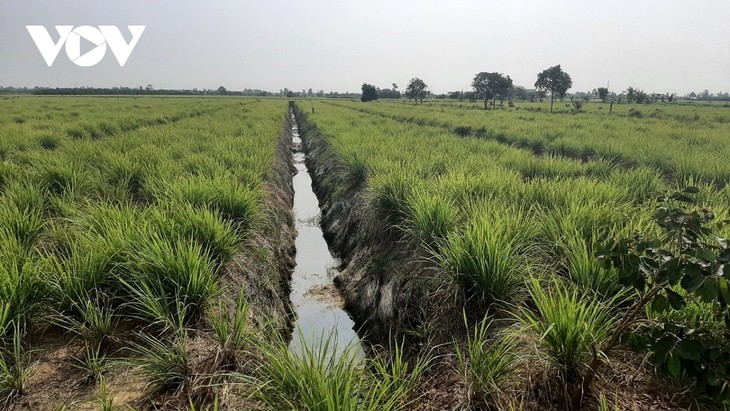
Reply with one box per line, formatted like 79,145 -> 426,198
295,98 -> 730,409
0,96 -> 295,409
0,96 -> 728,410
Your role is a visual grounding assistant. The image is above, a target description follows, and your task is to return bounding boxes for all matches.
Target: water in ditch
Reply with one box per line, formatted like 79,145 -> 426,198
289,113 -> 362,356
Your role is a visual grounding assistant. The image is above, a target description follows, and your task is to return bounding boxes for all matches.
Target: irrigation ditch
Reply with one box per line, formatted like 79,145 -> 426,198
287,109 -> 362,356
290,102 -> 466,346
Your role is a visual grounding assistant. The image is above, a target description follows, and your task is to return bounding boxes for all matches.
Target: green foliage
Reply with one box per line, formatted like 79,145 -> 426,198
244,331 -> 424,411
69,343 -> 111,385
535,64 -> 573,112
55,298 -> 117,350
37,134 -> 60,150
131,330 -> 190,395
150,203 -> 240,267
0,254 -> 46,334
437,209 -> 532,303
0,325 -> 33,405
519,277 -> 620,381
597,188 -> 730,403
405,78 -> 428,104
404,192 -> 458,248
472,72 -> 513,108
209,291 -> 251,368
455,314 -> 517,405
124,236 -> 220,326
361,84 -> 378,103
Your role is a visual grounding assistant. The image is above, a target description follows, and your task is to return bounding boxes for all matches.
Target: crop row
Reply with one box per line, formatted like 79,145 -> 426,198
325,99 -> 730,184
299,100 -> 730,406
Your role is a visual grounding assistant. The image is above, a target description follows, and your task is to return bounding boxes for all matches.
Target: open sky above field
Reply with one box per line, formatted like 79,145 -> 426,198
1,0 -> 728,95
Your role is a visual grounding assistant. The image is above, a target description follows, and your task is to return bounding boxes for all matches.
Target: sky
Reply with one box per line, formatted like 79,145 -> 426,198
1,0 -> 729,95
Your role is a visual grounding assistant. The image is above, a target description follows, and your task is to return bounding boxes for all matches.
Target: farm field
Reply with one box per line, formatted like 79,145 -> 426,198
0,97 -> 298,409
294,99 -> 730,410
326,99 -> 730,184
0,96 -> 728,410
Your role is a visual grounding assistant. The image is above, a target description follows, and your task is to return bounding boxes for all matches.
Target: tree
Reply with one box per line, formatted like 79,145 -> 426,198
512,86 -> 528,101
625,86 -> 638,103
494,74 -> 513,107
472,72 -> 513,109
360,83 -> 378,102
405,78 -> 427,104
534,64 -> 573,112
597,87 -> 609,102
145,84 -> 154,91
472,72 -> 495,109
217,86 -> 228,95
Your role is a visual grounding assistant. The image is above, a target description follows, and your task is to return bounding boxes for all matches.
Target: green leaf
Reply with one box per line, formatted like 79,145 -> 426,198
651,293 -> 670,313
699,278 -> 719,303
665,258 -> 683,284
676,339 -> 702,361
719,278 -> 730,305
666,289 -> 686,310
681,273 -> 705,293
670,193 -> 694,203
666,353 -> 681,378
683,187 -> 700,194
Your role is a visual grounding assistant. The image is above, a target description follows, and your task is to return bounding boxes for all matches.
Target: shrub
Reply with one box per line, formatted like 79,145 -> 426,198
437,210 -> 532,303
404,192 -> 458,248
37,135 -> 60,150
124,235 -> 220,326
519,277 -> 620,381
454,126 -> 472,137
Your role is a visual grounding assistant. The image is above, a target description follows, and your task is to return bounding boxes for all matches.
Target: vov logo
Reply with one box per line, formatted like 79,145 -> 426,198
26,25 -> 146,67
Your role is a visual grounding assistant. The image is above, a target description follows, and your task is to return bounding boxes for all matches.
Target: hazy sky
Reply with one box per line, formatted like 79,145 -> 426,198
1,0 -> 728,95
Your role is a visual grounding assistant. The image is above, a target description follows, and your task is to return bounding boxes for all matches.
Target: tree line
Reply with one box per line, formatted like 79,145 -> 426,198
359,64 -> 730,109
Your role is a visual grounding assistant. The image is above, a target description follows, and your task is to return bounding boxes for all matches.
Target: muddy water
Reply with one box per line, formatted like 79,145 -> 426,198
289,113 -> 362,355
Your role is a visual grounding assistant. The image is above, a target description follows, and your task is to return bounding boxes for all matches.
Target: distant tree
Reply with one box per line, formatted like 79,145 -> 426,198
361,83 -> 378,102
689,91 -> 697,99
377,87 -> 401,99
146,84 -> 154,91
495,75 -> 513,107
285,90 -> 294,98
512,86 -> 528,101
307,88 -> 313,97
405,78 -> 428,104
635,89 -> 647,104
316,89 -> 324,97
217,86 -> 228,95
700,89 -> 710,100
534,64 -> 573,112
472,72 -> 495,109
597,87 -> 609,102
625,86 -> 637,103
392,83 -> 398,91
472,72 -> 512,109
448,91 -> 462,100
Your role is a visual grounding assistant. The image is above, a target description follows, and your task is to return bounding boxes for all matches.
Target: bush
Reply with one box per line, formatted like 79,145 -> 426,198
519,277 -> 620,381
454,126 -> 472,137
37,135 -> 60,150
